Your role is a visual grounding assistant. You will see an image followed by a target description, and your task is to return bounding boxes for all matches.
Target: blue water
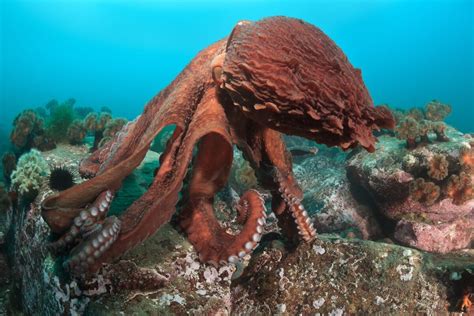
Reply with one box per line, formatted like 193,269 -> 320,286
1,0 -> 473,138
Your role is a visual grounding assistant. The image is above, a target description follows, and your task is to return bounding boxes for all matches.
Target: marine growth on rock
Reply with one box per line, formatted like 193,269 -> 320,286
394,101 -> 452,149
10,149 -> 49,200
427,154 -> 449,181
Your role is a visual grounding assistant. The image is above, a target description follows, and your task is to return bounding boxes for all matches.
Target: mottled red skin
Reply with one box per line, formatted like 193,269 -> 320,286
40,17 -> 394,276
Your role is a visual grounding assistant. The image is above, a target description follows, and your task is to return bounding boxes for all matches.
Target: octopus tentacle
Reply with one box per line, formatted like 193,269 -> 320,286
62,79 -> 231,274
48,190 -> 114,252
260,128 -> 317,242
223,107 -> 316,244
179,132 -> 266,265
274,169 -> 316,241
65,216 -> 121,276
182,190 -> 266,265
41,39 -> 228,233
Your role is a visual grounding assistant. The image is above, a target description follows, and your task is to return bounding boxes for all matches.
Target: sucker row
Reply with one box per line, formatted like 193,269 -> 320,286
49,190 -> 114,251
206,189 -> 267,266
275,170 -> 316,241
67,216 -> 121,276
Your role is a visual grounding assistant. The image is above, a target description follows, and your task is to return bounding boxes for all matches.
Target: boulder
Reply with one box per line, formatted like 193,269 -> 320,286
346,127 -> 474,253
231,235 -> 474,314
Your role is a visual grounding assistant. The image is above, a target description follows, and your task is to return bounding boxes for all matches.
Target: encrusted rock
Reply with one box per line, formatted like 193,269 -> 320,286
231,235 -> 473,314
346,127 -> 474,253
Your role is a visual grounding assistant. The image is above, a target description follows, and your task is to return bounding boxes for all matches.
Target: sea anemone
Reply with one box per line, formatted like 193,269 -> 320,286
396,117 -> 420,149
83,112 -> 113,150
10,109 -> 49,152
67,120 -> 87,145
48,165 -> 76,191
409,178 -> 440,206
418,120 -> 432,144
445,172 -> 474,205
406,108 -> 425,121
459,145 -> 474,171
84,112 -> 98,131
424,100 -> 451,122
431,121 -> 449,142
427,154 -> 449,181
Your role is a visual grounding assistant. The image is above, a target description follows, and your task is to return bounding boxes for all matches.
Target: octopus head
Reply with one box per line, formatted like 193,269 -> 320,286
212,17 -> 394,152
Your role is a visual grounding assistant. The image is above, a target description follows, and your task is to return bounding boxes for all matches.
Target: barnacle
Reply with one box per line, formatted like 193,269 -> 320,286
445,172 -> 474,205
409,178 -> 440,206
427,154 -> 449,181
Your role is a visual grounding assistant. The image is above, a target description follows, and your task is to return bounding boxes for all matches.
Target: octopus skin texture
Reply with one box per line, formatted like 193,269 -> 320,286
41,16 -> 394,277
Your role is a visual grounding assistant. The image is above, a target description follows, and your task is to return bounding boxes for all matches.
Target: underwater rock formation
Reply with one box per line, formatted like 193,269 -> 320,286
291,143 -> 382,239
5,145 -> 90,315
5,146 -> 236,314
347,125 -> 474,253
4,143 -> 472,314
231,236 -> 474,314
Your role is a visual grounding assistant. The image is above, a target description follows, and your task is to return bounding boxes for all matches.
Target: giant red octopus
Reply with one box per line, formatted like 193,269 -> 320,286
41,16 -> 394,276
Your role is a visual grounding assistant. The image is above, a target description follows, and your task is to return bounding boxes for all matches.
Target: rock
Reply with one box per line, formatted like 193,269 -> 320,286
83,224 -> 235,315
395,218 -> 474,253
293,144 -> 381,239
231,235 -> 474,314
6,144 -> 235,314
346,127 -> 474,253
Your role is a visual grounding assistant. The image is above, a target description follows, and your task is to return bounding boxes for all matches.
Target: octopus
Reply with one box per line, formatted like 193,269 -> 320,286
41,16 -> 394,276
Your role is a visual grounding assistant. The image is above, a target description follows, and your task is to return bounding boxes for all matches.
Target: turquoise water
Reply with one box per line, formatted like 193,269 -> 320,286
1,0 -> 473,137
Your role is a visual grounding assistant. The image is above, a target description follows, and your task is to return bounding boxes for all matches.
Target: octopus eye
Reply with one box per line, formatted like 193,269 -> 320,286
211,53 -> 226,85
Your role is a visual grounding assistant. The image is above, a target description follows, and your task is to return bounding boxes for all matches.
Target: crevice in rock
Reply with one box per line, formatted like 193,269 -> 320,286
347,179 -> 397,241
